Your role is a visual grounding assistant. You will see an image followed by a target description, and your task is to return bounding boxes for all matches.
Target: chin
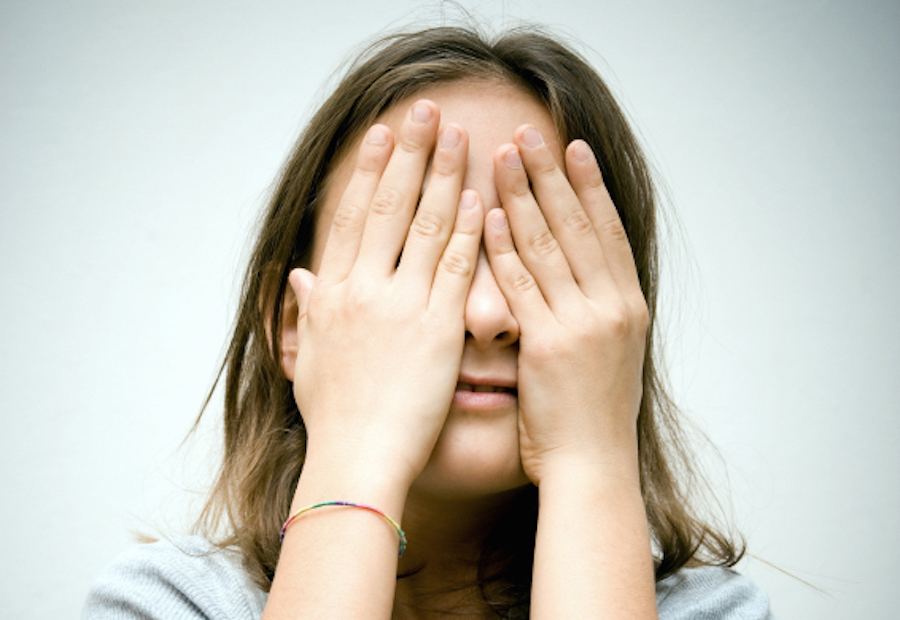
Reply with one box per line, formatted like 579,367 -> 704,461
409,407 -> 531,501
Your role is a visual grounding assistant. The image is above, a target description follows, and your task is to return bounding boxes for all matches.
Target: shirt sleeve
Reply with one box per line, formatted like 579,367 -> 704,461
82,536 -> 267,620
656,565 -> 774,620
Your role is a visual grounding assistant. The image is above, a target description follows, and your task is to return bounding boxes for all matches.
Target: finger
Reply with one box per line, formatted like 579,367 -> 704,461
288,268 -> 318,325
283,268 -> 317,381
396,124 -> 468,288
514,126 -> 610,300
493,144 -> 581,312
355,100 -> 440,277
317,124 -> 393,283
565,140 -> 643,301
482,207 -> 554,327
428,189 -> 484,313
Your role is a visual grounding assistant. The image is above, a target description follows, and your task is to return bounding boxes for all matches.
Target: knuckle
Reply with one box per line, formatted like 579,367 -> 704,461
605,307 -> 631,335
356,155 -> 385,175
586,167 -> 606,190
430,153 -> 458,178
439,250 -> 473,277
599,302 -> 647,338
632,298 -> 650,332
528,230 -> 559,257
565,209 -> 594,236
345,282 -> 377,312
370,187 -> 404,215
494,241 -> 517,256
331,203 -> 365,231
510,178 -> 532,198
453,219 -> 480,238
397,132 -> 427,154
510,269 -> 537,293
599,217 -> 628,243
410,211 -> 445,239
533,155 -> 558,177
488,231 -> 517,257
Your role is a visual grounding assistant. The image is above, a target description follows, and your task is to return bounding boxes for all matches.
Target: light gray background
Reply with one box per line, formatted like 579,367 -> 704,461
1,0 -> 897,618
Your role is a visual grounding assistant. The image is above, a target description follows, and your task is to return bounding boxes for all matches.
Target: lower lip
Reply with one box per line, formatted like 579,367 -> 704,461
452,389 -> 517,410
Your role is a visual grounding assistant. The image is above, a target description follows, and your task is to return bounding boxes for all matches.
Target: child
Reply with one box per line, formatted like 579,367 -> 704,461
84,26 -> 772,619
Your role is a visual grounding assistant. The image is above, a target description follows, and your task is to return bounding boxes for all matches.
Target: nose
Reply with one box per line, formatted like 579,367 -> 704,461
464,247 -> 519,348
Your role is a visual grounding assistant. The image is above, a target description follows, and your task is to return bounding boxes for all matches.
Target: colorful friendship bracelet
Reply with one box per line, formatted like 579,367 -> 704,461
279,500 -> 408,557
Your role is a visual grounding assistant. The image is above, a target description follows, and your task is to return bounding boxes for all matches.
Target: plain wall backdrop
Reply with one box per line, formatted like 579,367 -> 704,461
1,0 -> 897,617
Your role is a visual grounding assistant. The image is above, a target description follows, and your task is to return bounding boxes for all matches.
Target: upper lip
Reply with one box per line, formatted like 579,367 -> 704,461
456,373 -> 517,391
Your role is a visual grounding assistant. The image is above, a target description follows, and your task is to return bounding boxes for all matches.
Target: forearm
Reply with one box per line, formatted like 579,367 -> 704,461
530,450 -> 658,619
262,450 -> 409,620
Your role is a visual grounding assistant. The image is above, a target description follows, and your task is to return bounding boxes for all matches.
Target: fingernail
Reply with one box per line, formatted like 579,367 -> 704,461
459,190 -> 476,210
522,127 -> 543,148
440,126 -> 460,149
504,148 -> 522,169
573,140 -> 593,162
412,103 -> 433,124
492,210 -> 508,229
366,125 -> 388,146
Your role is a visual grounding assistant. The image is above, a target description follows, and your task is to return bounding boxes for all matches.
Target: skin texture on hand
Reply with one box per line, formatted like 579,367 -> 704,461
485,125 -> 649,486
283,100 -> 485,490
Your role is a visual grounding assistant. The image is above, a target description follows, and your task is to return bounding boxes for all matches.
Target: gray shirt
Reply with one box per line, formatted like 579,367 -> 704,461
83,536 -> 773,619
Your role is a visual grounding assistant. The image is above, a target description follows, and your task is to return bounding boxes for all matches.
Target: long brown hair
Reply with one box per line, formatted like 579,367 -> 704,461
195,24 -> 743,613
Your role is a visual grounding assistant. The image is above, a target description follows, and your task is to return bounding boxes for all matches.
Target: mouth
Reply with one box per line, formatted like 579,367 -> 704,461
455,382 -> 517,395
452,378 -> 518,411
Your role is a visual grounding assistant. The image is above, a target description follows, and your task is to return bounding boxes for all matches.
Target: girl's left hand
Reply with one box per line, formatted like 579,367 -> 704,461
483,126 -> 650,486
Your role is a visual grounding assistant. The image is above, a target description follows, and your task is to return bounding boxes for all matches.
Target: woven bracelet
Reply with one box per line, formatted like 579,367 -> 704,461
279,500 -> 407,557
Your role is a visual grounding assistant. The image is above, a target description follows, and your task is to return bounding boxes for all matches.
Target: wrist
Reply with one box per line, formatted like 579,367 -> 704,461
531,443 -> 656,619
532,443 -> 642,493
293,444 -> 412,518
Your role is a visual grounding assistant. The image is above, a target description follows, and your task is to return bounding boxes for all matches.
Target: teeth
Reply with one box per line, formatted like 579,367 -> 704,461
456,382 -> 513,393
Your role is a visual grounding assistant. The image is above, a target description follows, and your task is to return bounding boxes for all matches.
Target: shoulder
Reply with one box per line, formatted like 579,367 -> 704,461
82,535 -> 267,620
655,565 -> 773,620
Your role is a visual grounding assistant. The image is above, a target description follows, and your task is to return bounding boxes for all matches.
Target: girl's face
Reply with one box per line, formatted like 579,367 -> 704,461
311,81 -> 564,500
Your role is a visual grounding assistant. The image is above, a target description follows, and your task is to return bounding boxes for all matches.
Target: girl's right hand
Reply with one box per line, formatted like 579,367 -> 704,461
285,100 -> 483,490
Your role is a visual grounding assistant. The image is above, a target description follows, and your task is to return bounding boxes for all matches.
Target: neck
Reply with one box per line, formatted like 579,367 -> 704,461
392,486 -> 529,619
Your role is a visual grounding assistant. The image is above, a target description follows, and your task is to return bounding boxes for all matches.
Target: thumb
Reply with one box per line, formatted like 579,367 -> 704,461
280,268 -> 318,381
288,267 -> 318,323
